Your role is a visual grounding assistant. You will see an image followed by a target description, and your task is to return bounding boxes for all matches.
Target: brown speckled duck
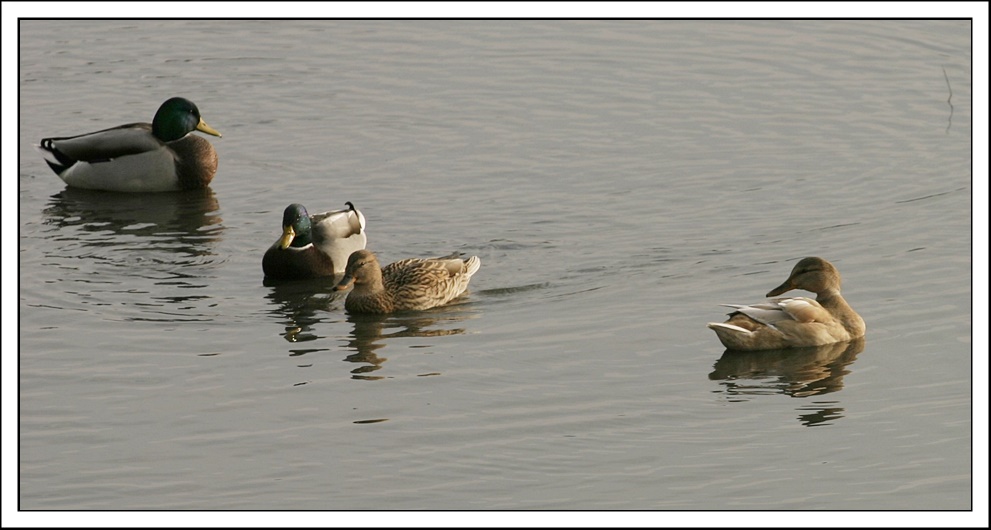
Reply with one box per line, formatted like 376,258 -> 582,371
708,257 -> 865,350
38,97 -> 222,192
333,249 -> 480,314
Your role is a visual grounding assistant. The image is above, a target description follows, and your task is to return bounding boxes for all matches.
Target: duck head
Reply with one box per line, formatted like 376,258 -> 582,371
153,97 -> 222,142
334,249 -> 381,291
278,203 -> 315,249
766,256 -> 842,297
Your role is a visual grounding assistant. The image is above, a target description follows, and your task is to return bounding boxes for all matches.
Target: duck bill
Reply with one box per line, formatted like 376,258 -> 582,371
333,275 -> 354,291
766,280 -> 793,298
196,118 -> 222,137
278,225 -> 296,249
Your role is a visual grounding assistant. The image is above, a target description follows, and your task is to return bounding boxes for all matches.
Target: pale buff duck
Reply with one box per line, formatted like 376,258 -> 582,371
708,257 -> 865,350
39,97 -> 222,192
262,202 -> 367,280
334,249 -> 480,314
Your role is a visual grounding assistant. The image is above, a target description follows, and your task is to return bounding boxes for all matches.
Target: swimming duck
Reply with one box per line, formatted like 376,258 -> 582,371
38,97 -> 222,192
333,249 -> 481,313
707,257 -> 865,351
262,202 -> 367,280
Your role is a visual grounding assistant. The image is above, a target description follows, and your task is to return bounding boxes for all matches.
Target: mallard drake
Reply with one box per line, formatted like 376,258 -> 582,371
262,202 -> 367,280
707,257 -> 865,351
333,249 -> 481,313
38,97 -> 222,192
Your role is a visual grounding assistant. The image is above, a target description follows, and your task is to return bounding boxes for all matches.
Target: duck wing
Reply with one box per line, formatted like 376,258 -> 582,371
40,123 -> 163,168
722,297 -> 827,328
311,205 -> 366,241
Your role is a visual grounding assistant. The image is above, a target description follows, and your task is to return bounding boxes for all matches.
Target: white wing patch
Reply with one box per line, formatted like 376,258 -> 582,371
777,297 -> 828,323
722,297 -> 824,328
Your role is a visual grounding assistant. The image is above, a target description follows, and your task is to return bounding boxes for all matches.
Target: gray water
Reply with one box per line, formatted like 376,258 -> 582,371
15,20 -> 975,515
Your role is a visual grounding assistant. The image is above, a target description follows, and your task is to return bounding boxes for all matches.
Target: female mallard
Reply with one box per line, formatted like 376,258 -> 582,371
333,249 -> 481,313
708,257 -> 865,351
38,97 -> 222,192
262,202 -> 367,280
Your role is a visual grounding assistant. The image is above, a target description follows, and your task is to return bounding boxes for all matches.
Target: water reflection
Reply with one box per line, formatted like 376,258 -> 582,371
41,187 -> 224,260
265,278 -> 476,380
342,306 -> 475,381
263,276 -> 343,350
709,338 -> 865,426
34,188 -> 226,321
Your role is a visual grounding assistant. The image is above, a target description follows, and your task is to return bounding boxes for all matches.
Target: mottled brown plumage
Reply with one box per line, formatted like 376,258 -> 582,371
334,249 -> 481,314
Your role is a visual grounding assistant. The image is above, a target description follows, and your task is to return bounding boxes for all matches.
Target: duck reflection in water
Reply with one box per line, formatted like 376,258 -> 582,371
342,305 -> 475,381
709,338 -> 865,426
41,188 -> 225,315
264,276 -> 342,346
43,187 -> 223,258
264,279 -> 475,380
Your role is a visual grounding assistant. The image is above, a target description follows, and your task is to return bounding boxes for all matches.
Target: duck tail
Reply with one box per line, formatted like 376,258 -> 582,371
37,140 -> 74,174
707,322 -> 752,335
463,256 -> 481,278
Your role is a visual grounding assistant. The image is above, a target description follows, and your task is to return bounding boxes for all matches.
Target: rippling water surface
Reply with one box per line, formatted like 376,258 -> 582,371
14,19 -> 976,515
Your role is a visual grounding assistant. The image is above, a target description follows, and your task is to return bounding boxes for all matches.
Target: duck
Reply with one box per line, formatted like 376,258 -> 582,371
333,249 -> 481,313
707,257 -> 865,351
262,202 -> 367,280
38,97 -> 222,192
